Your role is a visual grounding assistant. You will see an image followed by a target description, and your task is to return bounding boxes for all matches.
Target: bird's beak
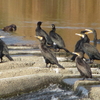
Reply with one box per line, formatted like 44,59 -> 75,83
35,36 -> 43,40
72,52 -> 77,55
72,52 -> 79,56
75,33 -> 84,37
85,29 -> 93,34
0,36 -> 5,38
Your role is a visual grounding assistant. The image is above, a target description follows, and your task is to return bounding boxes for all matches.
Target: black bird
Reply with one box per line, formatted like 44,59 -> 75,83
85,29 -> 99,47
2,24 -> 17,32
71,31 -> 90,61
9,24 -> 17,31
35,21 -> 53,46
72,52 -> 92,80
0,36 -> 13,62
36,35 -> 65,69
49,24 -> 71,54
76,33 -> 100,63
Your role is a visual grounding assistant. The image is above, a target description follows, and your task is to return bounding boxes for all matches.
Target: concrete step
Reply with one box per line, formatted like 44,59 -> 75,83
0,62 -> 99,79
8,45 -> 71,57
0,73 -> 62,98
0,45 -> 100,99
0,61 -> 35,70
9,49 -> 41,55
8,45 -> 38,50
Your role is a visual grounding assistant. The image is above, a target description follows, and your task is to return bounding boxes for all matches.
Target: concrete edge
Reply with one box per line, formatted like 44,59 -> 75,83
73,80 -> 100,91
0,73 -> 63,98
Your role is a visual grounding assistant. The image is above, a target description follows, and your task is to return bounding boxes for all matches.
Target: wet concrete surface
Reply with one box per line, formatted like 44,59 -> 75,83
0,45 -> 99,100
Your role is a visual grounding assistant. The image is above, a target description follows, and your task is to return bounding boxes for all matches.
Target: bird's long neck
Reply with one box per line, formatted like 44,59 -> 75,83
75,55 -> 84,63
37,25 -> 41,30
83,35 -> 90,43
52,26 -> 56,32
40,39 -> 46,47
93,31 -> 97,47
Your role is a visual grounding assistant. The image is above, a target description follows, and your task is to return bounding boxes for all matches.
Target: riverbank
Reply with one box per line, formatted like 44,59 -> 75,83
0,45 -> 100,100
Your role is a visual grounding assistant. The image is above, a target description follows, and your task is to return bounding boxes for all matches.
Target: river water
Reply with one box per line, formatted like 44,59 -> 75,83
1,83 -> 89,100
0,0 -> 100,99
0,0 -> 100,51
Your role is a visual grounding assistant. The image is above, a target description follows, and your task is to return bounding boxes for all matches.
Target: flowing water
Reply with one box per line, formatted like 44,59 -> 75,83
1,84 -> 89,100
0,0 -> 100,99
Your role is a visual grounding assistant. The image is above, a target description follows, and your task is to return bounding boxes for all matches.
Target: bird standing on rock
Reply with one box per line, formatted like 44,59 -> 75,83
76,33 -> 100,63
0,36 -> 13,62
72,52 -> 92,80
71,30 -> 90,61
35,21 -> 53,47
49,24 -> 72,54
35,35 -> 65,69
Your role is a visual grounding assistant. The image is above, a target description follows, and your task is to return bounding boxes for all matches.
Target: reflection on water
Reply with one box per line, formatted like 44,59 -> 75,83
0,0 -> 100,57
0,1 -> 100,99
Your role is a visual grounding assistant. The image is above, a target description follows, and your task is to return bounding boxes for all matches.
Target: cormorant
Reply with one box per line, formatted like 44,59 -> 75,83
85,29 -> 99,47
9,24 -> 17,31
35,21 -> 53,46
71,30 -> 90,61
0,36 -> 13,62
35,35 -> 65,69
2,24 -> 17,32
72,52 -> 92,80
49,24 -> 71,54
76,33 -> 100,63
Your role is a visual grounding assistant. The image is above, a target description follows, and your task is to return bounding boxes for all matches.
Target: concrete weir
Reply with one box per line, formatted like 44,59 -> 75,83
0,74 -> 62,98
0,45 -> 100,99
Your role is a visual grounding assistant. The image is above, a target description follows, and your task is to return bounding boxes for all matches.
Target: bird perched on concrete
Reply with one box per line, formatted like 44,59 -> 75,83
0,36 -> 13,62
49,24 -> 71,54
36,35 -> 65,69
76,33 -> 100,63
35,21 -> 53,47
72,52 -> 92,80
71,30 -> 90,61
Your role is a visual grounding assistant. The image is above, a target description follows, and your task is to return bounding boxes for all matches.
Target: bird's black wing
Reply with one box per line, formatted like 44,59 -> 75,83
74,38 -> 84,52
0,39 -> 13,61
36,28 -> 53,46
39,45 -> 58,64
49,31 -> 65,47
83,43 -> 100,59
76,57 -> 92,77
1,41 -> 9,55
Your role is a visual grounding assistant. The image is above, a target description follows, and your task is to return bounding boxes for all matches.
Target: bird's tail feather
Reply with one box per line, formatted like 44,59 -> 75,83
6,55 -> 14,61
63,47 -> 72,55
57,64 -> 65,69
71,54 -> 77,61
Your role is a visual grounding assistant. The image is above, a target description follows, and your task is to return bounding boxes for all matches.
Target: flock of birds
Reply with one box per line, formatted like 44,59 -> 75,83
35,21 -> 100,80
0,22 -> 100,80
